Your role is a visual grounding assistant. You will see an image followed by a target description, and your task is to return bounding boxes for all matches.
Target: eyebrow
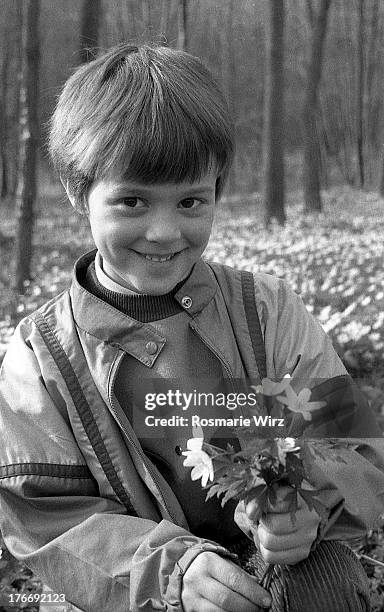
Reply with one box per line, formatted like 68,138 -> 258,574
109,183 -> 215,196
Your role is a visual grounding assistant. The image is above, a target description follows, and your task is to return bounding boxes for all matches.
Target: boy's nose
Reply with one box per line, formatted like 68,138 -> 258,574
145,217 -> 182,243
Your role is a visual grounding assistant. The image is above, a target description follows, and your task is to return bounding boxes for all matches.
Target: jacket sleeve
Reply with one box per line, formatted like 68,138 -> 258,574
258,276 -> 384,541
0,322 -> 233,612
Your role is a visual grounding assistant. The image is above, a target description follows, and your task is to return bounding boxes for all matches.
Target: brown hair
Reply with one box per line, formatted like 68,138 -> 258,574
49,43 -> 234,214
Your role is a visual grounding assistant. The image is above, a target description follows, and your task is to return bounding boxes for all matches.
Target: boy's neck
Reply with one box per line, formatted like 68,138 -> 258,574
95,251 -> 144,295
87,252 -> 185,322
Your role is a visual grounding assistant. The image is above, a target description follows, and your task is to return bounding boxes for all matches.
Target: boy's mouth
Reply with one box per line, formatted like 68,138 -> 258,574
134,250 -> 184,263
144,253 -> 174,262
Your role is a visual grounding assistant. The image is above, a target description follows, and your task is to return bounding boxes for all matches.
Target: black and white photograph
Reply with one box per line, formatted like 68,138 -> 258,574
0,1 -> 383,611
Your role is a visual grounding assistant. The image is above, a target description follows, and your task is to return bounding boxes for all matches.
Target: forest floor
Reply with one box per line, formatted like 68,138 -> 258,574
0,184 -> 383,610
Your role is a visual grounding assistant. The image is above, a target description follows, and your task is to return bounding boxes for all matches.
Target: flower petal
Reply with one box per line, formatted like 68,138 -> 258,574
182,450 -> 206,466
298,388 -> 311,402
191,465 -> 205,480
192,424 -> 204,439
262,375 -> 292,396
186,438 -> 203,451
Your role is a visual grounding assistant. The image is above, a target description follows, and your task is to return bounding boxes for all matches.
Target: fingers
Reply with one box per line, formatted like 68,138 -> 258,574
209,557 -> 272,609
257,505 -> 320,565
198,577 -> 266,612
266,486 -> 303,513
182,552 -> 272,612
259,506 -> 319,542
259,511 -> 298,536
245,486 -> 303,521
181,586 -> 227,612
258,519 -> 314,551
258,541 -> 311,565
234,500 -> 254,538
258,511 -> 314,565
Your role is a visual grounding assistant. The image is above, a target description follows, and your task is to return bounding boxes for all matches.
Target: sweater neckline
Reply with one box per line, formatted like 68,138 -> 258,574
84,260 -> 184,322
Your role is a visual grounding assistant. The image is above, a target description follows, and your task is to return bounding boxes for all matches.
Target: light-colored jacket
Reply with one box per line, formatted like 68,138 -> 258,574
0,252 -> 383,612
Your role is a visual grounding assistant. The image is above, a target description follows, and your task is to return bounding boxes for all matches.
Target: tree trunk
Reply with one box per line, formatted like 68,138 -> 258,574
0,32 -> 10,200
364,0 -> 379,187
79,0 -> 101,64
141,0 -> 151,32
0,150 -> 7,200
120,0 -> 137,41
379,148 -> 384,197
160,0 -> 171,38
263,0 -> 286,227
177,0 -> 188,51
356,0 -> 365,187
9,1 -> 23,198
303,0 -> 331,213
224,0 -> 237,195
13,0 -> 40,293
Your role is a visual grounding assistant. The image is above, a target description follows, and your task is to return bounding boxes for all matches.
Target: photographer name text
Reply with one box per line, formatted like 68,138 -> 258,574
144,415 -> 285,427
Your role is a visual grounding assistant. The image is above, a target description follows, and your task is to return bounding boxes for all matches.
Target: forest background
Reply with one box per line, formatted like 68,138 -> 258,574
0,0 -> 384,610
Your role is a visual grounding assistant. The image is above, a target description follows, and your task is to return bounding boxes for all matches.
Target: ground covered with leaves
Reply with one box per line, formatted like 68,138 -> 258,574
0,185 -> 383,610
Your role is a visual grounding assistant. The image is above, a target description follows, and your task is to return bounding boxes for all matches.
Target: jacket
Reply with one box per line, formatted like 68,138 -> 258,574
0,251 -> 383,611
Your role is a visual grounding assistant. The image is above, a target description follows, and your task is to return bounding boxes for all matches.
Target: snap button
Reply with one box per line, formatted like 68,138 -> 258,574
145,341 -> 158,355
181,296 -> 192,309
175,445 -> 182,456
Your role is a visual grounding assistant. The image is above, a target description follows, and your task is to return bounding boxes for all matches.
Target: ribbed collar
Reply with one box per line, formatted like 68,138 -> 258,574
69,250 -> 218,351
86,259 -> 184,322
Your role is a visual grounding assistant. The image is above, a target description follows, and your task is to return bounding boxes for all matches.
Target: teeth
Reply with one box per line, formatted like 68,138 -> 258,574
144,254 -> 174,262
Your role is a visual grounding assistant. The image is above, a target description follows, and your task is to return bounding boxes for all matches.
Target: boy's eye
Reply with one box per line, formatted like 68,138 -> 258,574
117,197 -> 145,208
179,198 -> 201,209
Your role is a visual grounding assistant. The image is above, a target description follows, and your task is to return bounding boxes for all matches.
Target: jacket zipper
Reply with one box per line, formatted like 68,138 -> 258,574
107,352 -> 178,524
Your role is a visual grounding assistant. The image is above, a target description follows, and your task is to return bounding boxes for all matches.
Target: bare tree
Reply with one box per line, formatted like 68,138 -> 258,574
356,0 -> 365,187
10,2 -> 23,198
380,156 -> 384,196
263,0 -> 286,226
0,33 -> 10,200
355,0 -> 384,193
177,0 -> 188,51
141,0 -> 151,33
160,0 -> 171,39
13,0 -> 40,293
303,0 -> 331,212
115,1 -> 138,43
79,0 -> 101,63
220,0 -> 237,195
0,1 -> 22,202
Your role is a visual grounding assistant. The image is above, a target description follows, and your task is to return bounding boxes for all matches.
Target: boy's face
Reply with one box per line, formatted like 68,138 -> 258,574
87,170 -> 217,295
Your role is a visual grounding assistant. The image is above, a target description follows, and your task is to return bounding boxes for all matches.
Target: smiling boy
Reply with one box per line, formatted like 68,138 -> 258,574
85,173 -> 217,295
0,43 -> 383,612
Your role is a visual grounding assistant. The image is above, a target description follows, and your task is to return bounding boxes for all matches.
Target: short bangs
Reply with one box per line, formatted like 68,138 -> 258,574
49,44 -> 234,213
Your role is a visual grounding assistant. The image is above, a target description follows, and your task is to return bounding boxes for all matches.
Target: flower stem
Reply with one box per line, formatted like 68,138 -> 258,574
358,553 -> 384,568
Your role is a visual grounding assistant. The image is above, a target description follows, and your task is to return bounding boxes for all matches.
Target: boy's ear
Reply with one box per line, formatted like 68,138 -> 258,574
60,176 -> 77,208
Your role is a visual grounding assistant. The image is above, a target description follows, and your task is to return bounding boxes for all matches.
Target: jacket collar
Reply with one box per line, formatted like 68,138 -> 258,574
70,250 -> 218,360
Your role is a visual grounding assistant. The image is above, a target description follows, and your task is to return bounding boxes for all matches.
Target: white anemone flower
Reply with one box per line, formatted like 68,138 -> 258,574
252,374 -> 292,396
276,437 -> 300,466
277,385 -> 326,421
182,437 -> 214,487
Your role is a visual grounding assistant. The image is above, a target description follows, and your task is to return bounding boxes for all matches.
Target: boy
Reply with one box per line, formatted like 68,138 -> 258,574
0,43 -> 383,612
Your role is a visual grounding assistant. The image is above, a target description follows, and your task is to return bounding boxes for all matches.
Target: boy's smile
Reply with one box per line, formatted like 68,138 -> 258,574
87,171 -> 217,295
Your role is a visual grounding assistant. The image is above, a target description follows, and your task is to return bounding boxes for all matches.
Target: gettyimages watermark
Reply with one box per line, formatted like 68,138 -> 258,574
127,377 -> 378,439
143,388 -> 286,429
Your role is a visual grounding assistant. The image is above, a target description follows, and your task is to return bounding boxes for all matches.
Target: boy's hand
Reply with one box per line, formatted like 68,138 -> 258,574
235,486 -> 321,565
181,551 -> 272,611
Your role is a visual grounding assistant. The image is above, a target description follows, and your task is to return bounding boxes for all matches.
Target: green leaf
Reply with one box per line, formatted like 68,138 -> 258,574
221,483 -> 243,506
205,484 -> 222,500
298,489 -> 329,522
